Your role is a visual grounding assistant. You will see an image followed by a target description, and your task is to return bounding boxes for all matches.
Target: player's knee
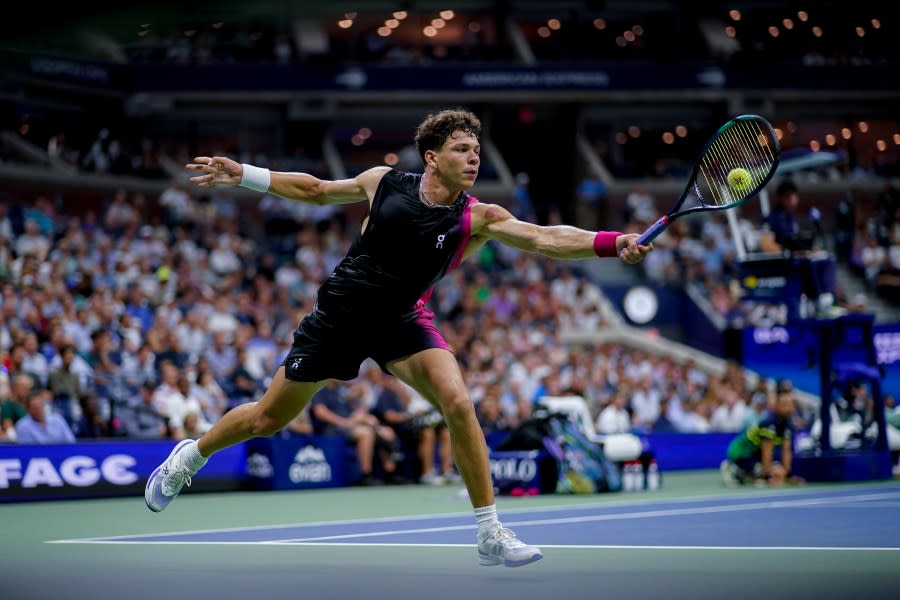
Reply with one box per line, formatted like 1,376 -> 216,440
438,392 -> 472,422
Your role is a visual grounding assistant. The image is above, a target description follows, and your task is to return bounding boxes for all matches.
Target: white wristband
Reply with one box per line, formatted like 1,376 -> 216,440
240,164 -> 271,193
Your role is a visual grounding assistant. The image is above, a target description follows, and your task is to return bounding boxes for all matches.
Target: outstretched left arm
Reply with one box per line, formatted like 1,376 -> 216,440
470,202 -> 651,263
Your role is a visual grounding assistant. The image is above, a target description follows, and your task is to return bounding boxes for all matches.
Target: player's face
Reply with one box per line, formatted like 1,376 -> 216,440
775,394 -> 795,418
434,130 -> 480,188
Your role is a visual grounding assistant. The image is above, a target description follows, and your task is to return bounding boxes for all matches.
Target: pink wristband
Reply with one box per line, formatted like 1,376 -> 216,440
593,231 -> 622,258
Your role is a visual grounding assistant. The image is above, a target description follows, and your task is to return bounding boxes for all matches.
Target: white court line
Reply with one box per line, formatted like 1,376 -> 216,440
274,491 -> 900,543
46,482 -> 900,544
44,540 -> 900,551
799,502 -> 900,508
48,490 -> 900,546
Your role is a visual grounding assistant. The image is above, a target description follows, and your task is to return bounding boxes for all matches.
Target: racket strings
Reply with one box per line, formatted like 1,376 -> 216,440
697,119 -> 778,206
702,125 -> 766,204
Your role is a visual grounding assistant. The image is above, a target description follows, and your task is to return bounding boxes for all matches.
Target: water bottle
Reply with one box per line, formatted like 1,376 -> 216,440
620,463 -> 632,491
623,461 -> 641,491
646,461 -> 660,491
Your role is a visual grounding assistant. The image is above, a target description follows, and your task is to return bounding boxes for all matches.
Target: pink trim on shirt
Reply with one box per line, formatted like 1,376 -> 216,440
448,196 -> 478,272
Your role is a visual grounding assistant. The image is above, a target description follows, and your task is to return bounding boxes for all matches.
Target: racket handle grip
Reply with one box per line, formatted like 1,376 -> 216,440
637,216 -> 668,246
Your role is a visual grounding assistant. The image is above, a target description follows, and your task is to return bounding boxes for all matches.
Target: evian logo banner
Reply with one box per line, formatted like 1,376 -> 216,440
289,445 -> 332,484
294,446 -> 326,464
247,453 -> 274,479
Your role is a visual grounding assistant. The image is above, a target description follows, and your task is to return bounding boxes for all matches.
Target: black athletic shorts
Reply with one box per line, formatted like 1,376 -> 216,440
281,305 -> 451,382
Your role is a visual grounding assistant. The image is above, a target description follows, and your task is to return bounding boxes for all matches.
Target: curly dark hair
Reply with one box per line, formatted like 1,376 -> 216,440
414,109 -> 481,163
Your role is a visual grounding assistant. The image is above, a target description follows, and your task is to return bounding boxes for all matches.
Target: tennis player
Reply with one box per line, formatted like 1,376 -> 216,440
145,109 -> 652,567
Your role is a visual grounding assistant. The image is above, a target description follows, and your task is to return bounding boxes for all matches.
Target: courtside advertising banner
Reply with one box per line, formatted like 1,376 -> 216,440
245,435 -> 349,491
0,441 -> 245,502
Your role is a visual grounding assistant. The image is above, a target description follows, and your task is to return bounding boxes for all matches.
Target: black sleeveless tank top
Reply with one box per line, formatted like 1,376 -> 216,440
315,169 -> 478,322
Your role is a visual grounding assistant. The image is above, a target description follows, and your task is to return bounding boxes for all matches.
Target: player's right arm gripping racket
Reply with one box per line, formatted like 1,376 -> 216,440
636,114 -> 781,246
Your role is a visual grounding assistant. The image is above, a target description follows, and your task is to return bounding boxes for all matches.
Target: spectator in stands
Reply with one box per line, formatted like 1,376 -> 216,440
128,343 -> 158,388
21,332 -> 48,386
181,410 -> 204,440
103,189 -> 138,235
147,108 -> 650,568
498,377 -> 531,428
207,295 -> 240,339
176,375 -> 212,434
475,383 -> 512,446
651,395 -> 679,433
205,331 -> 237,380
193,368 -> 228,424
16,390 -> 76,444
48,331 -> 93,389
709,380 -> 748,432
159,178 -> 194,227
761,180 -> 801,252
375,376 -> 454,484
860,233 -> 888,288
47,344 -> 85,424
0,371 -> 22,441
0,202 -> 15,241
629,376 -> 661,433
229,346 -> 262,408
2,372 -> 31,438
721,388 -> 804,487
596,389 -> 632,435
120,382 -> 169,439
624,186 -> 656,226
310,381 -> 393,486
244,320 -> 279,383
15,219 -> 50,262
152,361 -> 189,438
73,395 -> 110,439
86,329 -> 120,395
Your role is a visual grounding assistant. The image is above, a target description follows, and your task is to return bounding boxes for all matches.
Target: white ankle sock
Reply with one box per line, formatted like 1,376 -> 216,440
182,441 -> 208,472
474,504 -> 499,533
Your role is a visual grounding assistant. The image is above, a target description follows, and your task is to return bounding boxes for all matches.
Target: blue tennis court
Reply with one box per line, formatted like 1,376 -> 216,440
51,485 -> 900,549
4,472 -> 897,600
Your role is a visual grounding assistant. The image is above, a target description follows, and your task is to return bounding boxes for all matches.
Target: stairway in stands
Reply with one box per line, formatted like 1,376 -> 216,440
835,262 -> 900,324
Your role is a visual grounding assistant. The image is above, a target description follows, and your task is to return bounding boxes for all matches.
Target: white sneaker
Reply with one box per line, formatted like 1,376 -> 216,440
443,470 -> 463,484
145,440 -> 201,512
720,459 -> 739,488
477,524 -> 543,567
419,471 -> 445,485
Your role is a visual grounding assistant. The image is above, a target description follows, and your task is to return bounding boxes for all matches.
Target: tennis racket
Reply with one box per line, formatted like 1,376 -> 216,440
636,114 -> 781,246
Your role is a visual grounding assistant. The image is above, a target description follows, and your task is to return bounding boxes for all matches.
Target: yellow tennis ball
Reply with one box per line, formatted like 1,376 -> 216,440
727,168 -> 751,192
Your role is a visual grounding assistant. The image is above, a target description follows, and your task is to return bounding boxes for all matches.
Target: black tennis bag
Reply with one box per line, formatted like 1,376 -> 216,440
495,409 -> 621,494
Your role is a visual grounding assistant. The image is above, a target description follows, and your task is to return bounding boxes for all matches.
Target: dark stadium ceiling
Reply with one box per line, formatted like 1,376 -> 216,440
2,0 -> 882,52
0,0 -> 887,63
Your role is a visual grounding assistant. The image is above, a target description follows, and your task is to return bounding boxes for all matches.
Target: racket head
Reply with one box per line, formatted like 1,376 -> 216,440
676,114 -> 781,218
